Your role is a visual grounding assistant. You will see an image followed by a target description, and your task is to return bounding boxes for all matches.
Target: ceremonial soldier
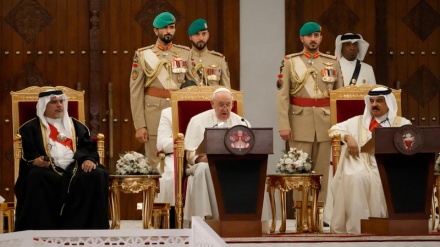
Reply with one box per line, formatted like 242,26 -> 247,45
130,12 -> 190,168
276,22 -> 343,206
186,18 -> 230,87
335,33 -> 376,86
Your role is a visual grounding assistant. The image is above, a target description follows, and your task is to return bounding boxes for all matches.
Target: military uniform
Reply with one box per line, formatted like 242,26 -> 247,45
130,41 -> 190,167
276,50 -> 343,203
186,47 -> 230,87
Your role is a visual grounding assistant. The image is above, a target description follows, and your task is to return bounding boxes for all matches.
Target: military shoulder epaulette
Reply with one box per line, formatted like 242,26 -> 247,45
137,45 -> 154,52
284,52 -> 303,59
173,44 -> 190,50
208,50 -> 224,58
320,53 -> 337,60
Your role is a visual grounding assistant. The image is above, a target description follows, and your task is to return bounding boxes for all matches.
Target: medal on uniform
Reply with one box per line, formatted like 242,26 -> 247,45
172,57 -> 187,83
321,62 -> 337,98
57,133 -> 67,142
172,58 -> 187,73
350,79 -> 356,85
207,64 -> 220,81
321,62 -> 337,83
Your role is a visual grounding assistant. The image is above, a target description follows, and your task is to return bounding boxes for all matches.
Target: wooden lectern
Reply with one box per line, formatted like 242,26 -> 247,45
361,125 -> 439,235
203,127 -> 273,237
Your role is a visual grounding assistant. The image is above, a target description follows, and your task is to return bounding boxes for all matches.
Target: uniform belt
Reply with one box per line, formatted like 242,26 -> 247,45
290,97 -> 330,107
146,87 -> 172,98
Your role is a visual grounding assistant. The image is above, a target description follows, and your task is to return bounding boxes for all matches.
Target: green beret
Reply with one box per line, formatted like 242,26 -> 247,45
300,22 -> 321,36
153,12 -> 175,29
188,18 -> 208,36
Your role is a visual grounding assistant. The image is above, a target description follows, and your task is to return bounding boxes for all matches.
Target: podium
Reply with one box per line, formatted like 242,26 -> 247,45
361,125 -> 439,235
203,126 -> 273,237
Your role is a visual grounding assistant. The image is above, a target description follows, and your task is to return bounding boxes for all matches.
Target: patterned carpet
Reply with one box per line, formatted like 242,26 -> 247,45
224,232 -> 440,244
223,220 -> 440,245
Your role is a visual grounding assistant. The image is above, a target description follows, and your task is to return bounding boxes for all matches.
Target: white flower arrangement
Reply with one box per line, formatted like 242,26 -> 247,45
115,151 -> 153,175
276,148 -> 314,174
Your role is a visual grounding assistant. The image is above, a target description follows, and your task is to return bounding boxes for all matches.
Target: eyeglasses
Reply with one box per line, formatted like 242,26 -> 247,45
216,102 -> 233,109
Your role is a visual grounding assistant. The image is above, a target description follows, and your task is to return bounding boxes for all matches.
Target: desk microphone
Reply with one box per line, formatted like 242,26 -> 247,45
241,118 -> 249,128
213,122 -> 225,128
379,117 -> 390,126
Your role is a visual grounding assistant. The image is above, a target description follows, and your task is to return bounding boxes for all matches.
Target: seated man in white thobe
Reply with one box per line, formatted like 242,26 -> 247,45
155,106 -> 175,206
328,87 -> 411,234
155,81 -> 198,227
335,33 -> 376,86
183,88 -> 250,223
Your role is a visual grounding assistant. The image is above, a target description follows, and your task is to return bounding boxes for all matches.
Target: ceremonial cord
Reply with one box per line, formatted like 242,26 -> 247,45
139,52 -> 172,88
194,63 -> 207,86
288,57 -> 318,95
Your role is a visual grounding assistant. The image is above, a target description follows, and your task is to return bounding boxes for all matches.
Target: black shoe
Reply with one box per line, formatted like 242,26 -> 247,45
324,222 -> 330,227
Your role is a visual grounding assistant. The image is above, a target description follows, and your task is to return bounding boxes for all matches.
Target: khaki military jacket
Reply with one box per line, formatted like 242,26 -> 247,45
276,51 -> 343,142
186,47 -> 230,88
130,42 -> 190,133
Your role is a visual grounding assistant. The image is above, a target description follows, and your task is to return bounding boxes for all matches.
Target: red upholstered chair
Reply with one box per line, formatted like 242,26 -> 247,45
7,86 -> 105,232
170,86 -> 243,228
329,84 -> 402,174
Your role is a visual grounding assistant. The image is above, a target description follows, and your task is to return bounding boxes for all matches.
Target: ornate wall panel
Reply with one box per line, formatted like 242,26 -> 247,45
286,0 -> 440,127
0,0 -> 239,220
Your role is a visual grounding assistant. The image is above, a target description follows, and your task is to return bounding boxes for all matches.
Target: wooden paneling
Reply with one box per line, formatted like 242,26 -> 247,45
286,0 -> 440,128
0,0 -> 239,220
0,0 -> 15,203
285,0 -> 440,218
428,0 -> 439,127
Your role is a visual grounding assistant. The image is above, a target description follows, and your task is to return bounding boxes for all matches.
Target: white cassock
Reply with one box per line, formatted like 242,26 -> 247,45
183,109 -> 249,221
329,115 -> 411,234
155,107 -> 175,205
339,57 -> 376,86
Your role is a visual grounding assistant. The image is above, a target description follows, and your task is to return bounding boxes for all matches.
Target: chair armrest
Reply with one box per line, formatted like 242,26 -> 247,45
96,133 -> 105,166
330,132 -> 341,175
158,153 -> 165,174
13,134 -> 22,187
174,133 -> 185,229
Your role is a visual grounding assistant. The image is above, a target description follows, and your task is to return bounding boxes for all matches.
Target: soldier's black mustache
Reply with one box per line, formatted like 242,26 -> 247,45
373,106 -> 380,110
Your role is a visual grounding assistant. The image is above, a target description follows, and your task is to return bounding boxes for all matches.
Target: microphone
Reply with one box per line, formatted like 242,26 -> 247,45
241,118 -> 249,128
213,122 -> 225,128
379,117 -> 390,127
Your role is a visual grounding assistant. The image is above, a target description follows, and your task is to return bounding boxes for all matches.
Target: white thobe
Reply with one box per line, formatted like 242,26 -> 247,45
183,109 -> 249,221
155,107 -> 175,205
339,57 -> 376,86
329,115 -> 411,234
45,117 -> 74,170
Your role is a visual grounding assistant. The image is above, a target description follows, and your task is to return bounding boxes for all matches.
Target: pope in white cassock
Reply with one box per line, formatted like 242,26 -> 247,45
328,87 -> 411,234
183,88 -> 250,223
335,33 -> 376,86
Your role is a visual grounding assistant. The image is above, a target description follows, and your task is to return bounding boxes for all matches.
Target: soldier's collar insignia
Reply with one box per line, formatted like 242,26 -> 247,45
304,51 -> 320,59
157,43 -> 173,51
